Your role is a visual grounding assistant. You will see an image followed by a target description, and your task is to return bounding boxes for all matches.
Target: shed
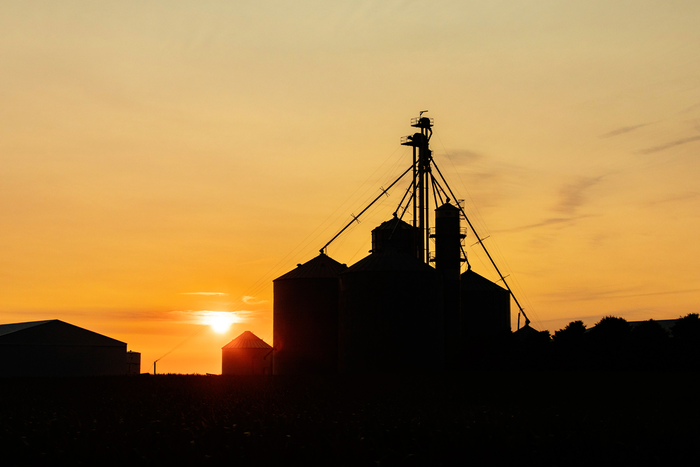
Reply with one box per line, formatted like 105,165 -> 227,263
0,320 -> 128,377
461,269 -> 511,342
222,331 -> 273,375
126,351 -> 141,375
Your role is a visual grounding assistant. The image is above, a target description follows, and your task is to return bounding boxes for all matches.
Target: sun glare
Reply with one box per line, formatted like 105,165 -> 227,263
200,311 -> 238,334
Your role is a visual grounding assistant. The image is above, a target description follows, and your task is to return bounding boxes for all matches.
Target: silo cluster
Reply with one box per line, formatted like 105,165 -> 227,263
273,202 -> 511,374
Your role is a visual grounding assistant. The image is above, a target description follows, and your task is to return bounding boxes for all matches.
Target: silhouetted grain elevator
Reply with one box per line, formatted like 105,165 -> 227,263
273,114 -> 527,374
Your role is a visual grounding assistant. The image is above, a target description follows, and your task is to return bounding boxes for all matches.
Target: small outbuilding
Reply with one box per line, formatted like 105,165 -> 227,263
0,319 -> 129,377
126,350 -> 141,375
222,331 -> 273,375
461,269 -> 511,341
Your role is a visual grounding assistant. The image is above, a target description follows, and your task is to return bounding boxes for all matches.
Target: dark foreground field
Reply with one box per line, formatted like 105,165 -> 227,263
1,372 -> 699,466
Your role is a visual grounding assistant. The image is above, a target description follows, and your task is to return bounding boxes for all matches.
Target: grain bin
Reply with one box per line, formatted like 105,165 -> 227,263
432,202 -> 465,368
222,331 -> 273,375
371,216 -> 419,258
273,253 -> 347,374
338,247 -> 444,374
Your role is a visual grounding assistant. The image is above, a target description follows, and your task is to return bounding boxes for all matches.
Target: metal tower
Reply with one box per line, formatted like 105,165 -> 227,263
320,113 -> 531,328
400,111 -> 433,263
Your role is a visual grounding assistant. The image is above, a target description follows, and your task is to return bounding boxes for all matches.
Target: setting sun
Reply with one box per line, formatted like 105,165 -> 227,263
201,312 -> 238,334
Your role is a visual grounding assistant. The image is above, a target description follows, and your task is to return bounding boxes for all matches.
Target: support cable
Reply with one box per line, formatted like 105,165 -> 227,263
393,177 -> 416,218
431,160 -> 530,326
320,164 -> 413,254
398,189 -> 415,221
153,325 -> 209,374
460,244 -> 471,271
430,174 -> 445,206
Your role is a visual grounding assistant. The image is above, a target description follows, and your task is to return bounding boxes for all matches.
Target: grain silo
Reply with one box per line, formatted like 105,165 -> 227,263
371,215 -> 419,257
338,246 -> 445,374
222,331 -> 273,375
432,201 -> 465,368
0,320 -> 129,377
273,253 -> 347,375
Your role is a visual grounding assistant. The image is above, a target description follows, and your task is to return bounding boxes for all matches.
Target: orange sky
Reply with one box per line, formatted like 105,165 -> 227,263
2,1 -> 700,374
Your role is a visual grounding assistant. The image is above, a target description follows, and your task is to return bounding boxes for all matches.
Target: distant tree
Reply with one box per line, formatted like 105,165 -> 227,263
671,313 -> 700,341
551,321 -> 587,370
630,319 -> 669,346
553,320 -> 586,344
670,313 -> 700,369
629,319 -> 670,369
589,316 -> 630,345
587,316 -> 631,369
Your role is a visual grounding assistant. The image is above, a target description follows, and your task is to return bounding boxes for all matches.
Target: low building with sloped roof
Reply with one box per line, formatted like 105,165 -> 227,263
461,268 -> 511,342
0,320 -> 129,377
222,331 -> 273,375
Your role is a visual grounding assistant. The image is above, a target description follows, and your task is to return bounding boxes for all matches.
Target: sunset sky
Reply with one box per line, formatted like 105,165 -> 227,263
2,1 -> 700,374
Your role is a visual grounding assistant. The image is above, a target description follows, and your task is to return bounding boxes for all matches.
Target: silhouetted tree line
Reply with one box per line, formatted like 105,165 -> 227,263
502,313 -> 700,371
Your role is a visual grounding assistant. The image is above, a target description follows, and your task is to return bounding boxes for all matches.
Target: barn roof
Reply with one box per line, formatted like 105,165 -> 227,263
222,331 -> 272,349
0,320 -> 53,338
274,253 -> 347,281
512,323 -> 542,342
0,320 -> 125,346
461,269 -> 508,293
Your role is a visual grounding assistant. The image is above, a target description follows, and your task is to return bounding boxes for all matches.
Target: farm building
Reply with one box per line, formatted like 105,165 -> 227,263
222,331 -> 273,375
0,319 -> 130,377
126,350 -> 141,375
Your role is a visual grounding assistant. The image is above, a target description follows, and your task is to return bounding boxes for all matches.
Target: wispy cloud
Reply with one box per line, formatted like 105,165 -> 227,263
168,310 -> 254,324
180,292 -> 228,296
544,286 -> 700,302
554,176 -> 603,215
242,296 -> 267,305
646,191 -> 700,206
492,175 -> 602,234
436,148 -> 530,210
495,215 -> 593,233
600,122 -> 655,138
679,103 -> 700,114
638,135 -> 700,154
444,149 -> 484,166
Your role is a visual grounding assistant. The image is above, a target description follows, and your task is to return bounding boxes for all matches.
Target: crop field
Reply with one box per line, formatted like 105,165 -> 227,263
1,372 -> 699,466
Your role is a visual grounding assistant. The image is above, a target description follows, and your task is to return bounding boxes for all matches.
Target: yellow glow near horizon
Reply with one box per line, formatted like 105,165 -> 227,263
200,312 -> 239,334
3,1 -> 700,374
